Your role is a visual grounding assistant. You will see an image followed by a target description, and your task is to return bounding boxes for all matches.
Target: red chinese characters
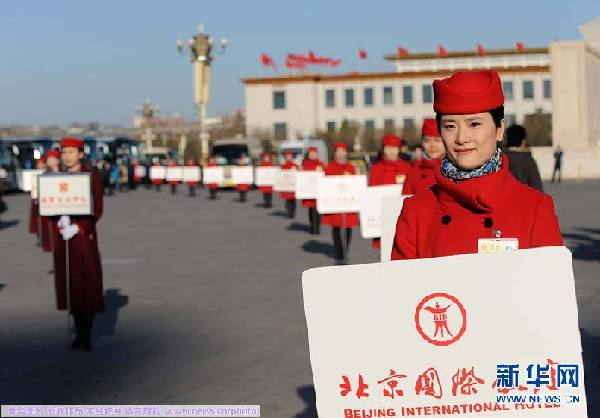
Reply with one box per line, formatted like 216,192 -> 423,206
452,367 -> 485,396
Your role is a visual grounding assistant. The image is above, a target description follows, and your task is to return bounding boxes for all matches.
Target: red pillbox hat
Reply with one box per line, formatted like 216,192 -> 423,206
433,70 -> 504,114
421,118 -> 440,137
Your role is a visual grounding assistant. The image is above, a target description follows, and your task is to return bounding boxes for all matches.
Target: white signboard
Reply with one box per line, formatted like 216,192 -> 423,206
203,166 -> 225,185
275,168 -> 296,192
166,166 -> 184,182
359,185 -> 404,239
149,166 -> 166,180
316,175 -> 367,214
30,171 -> 43,200
380,195 -> 411,262
17,169 -> 44,191
231,166 -> 254,185
38,173 -> 93,216
302,247 -> 587,417
182,166 -> 201,182
134,165 -> 147,178
255,166 -> 279,187
295,171 -> 325,200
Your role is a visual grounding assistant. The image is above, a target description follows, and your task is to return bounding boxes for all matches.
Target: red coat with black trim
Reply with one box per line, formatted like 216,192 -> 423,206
321,161 -> 359,228
52,168 -> 105,314
258,161 -> 274,194
402,159 -> 440,195
391,154 -> 563,260
368,158 -> 411,186
279,161 -> 298,200
301,158 -> 325,208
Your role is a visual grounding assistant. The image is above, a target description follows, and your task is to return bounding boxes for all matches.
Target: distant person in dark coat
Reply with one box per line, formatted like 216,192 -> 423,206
504,124 -> 544,192
552,145 -> 563,183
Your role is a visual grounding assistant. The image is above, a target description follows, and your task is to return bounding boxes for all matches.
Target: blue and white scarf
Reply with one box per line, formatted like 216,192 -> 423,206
441,148 -> 502,181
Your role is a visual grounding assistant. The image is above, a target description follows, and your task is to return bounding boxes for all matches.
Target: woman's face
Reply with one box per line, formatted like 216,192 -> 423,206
334,148 -> 347,163
440,112 -> 503,170
383,146 -> 399,161
61,147 -> 83,169
422,136 -> 446,160
46,156 -> 60,171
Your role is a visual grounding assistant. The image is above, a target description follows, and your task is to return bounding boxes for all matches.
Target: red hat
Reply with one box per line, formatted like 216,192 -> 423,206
433,70 -> 504,114
421,118 -> 440,138
59,137 -> 84,149
284,150 -> 293,157
308,146 -> 317,153
39,156 -> 47,164
382,134 -> 402,148
45,149 -> 61,159
332,142 -> 348,151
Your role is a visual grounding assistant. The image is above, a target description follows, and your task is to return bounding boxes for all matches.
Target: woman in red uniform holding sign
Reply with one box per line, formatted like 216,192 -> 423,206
402,118 -> 446,195
280,151 -> 298,219
301,147 -> 325,235
151,158 -> 163,192
323,142 -> 360,262
258,152 -> 274,208
40,150 -> 61,254
205,155 -> 219,200
167,159 -> 180,195
368,134 -> 411,249
52,137 -> 104,351
235,152 -> 251,203
391,70 -> 562,260
185,158 -> 200,197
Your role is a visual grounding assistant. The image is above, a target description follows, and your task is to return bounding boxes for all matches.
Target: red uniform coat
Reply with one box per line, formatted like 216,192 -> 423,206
402,159 -> 440,195
391,154 -> 563,260
205,162 -> 219,190
279,161 -> 298,200
29,200 -> 39,235
52,168 -> 104,314
321,161 -> 359,228
133,163 -> 142,183
368,159 -> 411,186
301,158 -> 325,208
258,161 -> 274,194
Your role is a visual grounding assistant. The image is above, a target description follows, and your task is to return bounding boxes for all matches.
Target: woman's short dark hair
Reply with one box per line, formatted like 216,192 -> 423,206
436,105 -> 505,131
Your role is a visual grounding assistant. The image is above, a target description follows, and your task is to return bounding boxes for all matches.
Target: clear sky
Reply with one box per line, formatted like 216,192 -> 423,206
0,0 -> 597,127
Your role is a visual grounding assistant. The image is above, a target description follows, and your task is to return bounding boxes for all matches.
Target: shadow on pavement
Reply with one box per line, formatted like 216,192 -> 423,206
581,328 -> 600,417
0,283 -> 5,292
269,210 -> 288,218
94,288 -> 129,340
287,222 -> 311,233
295,385 -> 317,418
563,228 -> 600,261
0,219 -> 19,230
302,240 -> 336,259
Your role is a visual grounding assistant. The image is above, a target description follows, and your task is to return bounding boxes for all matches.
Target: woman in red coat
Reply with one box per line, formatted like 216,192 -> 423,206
167,159 -> 180,195
151,159 -> 163,192
40,150 -> 61,254
368,134 -> 411,249
280,151 -> 298,218
52,137 -> 104,351
391,70 -> 562,261
185,158 -> 200,197
29,157 -> 46,243
403,118 -> 446,195
236,153 -> 251,203
302,146 -> 325,234
258,152 -> 274,208
323,142 -> 360,261
205,155 -> 219,200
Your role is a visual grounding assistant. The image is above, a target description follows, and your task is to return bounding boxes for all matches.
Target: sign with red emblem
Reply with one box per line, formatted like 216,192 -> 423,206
38,172 -> 93,216
302,247 -> 586,417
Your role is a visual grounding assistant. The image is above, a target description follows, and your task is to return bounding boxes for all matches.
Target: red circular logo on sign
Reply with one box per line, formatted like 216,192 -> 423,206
415,292 -> 467,347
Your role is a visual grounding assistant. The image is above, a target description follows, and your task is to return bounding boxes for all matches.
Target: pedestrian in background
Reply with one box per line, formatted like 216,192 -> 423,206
552,145 -> 563,183
504,124 -> 543,192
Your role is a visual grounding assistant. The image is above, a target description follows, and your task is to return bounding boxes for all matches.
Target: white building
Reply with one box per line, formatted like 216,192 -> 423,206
243,17 -> 600,178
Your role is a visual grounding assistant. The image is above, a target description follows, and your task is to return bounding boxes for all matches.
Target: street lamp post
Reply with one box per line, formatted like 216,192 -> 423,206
177,24 -> 227,162
136,99 -> 159,149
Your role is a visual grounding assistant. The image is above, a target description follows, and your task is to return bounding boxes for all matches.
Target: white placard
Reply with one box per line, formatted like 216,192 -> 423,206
166,166 -> 184,182
38,173 -> 93,216
134,165 -> 147,178
203,166 -> 225,185
316,175 -> 367,214
182,166 -> 201,182
255,166 -> 279,187
0,168 -> 7,179
275,168 -> 297,192
231,166 -> 254,185
149,166 -> 166,180
302,247 -> 587,417
295,171 -> 325,200
380,194 -> 411,262
30,171 -> 43,200
17,169 -> 44,191
359,185 -> 404,239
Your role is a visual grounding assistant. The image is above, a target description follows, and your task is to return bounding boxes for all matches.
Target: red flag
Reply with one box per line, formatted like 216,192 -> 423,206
477,43 -> 485,56
329,59 -> 342,67
260,53 -> 277,71
437,45 -> 448,57
515,41 -> 525,52
359,49 -> 367,60
397,47 -> 409,57
285,55 -> 306,69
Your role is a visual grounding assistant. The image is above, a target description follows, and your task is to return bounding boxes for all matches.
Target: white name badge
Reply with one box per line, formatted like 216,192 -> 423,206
478,238 -> 519,253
